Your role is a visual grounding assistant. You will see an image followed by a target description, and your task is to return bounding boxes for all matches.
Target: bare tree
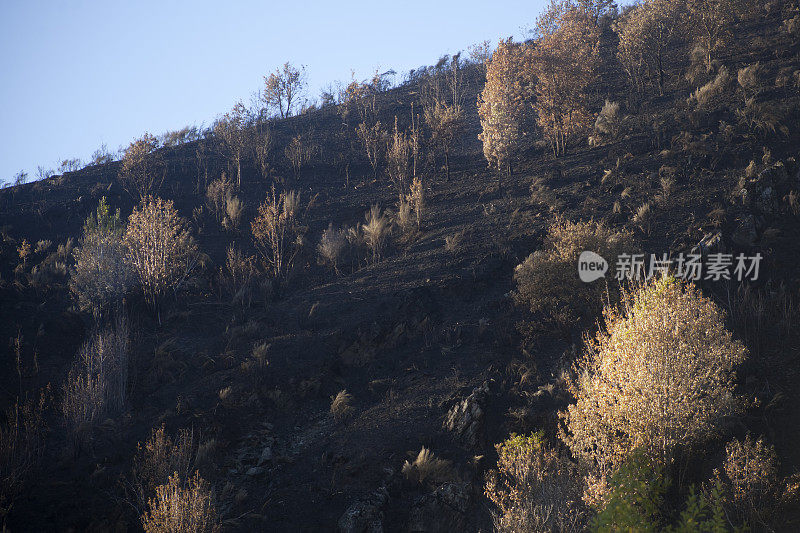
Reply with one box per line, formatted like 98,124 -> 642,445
214,102 -> 251,189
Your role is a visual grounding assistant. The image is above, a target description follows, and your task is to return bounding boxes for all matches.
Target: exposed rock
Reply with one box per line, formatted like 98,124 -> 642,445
408,482 -> 472,532
338,486 -> 389,533
258,446 -> 272,465
444,381 -> 490,449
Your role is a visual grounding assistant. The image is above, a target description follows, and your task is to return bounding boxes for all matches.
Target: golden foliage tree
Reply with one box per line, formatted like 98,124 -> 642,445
530,3 -> 601,156
616,0 -> 684,95
477,39 -> 531,179
561,276 -> 747,477
119,133 -> 164,200
124,197 -> 199,318
262,62 -> 306,119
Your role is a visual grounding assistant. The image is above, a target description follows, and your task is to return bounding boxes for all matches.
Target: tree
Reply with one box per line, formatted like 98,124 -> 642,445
13,170 -> 27,186
262,62 -> 306,119
468,40 -> 493,75
118,133 -> 164,200
124,197 -> 199,321
478,39 -> 531,180
424,100 -> 463,181
70,197 -> 133,317
686,0 -> 735,73
530,3 -> 601,156
616,0 -> 684,96
251,187 -> 304,281
561,276 -> 747,477
386,116 -> 412,199
213,102 -> 251,188
356,120 -> 386,180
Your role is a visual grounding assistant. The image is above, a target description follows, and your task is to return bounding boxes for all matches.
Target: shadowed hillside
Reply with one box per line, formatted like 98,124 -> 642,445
2,1 -> 800,531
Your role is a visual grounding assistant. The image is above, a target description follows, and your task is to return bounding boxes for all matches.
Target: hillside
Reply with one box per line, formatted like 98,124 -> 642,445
2,2 -> 800,531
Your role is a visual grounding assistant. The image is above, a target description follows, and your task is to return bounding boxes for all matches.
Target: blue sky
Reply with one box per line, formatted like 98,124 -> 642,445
0,0 -> 549,184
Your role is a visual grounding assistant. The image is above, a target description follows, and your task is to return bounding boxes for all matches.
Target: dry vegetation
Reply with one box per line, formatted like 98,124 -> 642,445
2,0 -> 800,530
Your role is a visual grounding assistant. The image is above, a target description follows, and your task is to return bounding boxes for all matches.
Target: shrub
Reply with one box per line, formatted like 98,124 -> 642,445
485,432 -> 586,532
251,187 -> 304,281
402,447 -> 453,485
592,451 -> 728,532
129,424 -> 196,512
70,198 -> 132,317
62,317 -> 130,440
124,196 -> 200,317
119,133 -> 164,200
714,436 -> 780,528
561,276 -> 747,477
318,224 -> 348,274
513,218 -> 636,327
141,472 -> 217,533
219,245 -> 257,307
737,62 -> 764,95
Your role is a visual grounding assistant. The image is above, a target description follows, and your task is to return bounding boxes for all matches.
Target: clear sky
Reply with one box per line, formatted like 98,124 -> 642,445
0,0 -> 549,184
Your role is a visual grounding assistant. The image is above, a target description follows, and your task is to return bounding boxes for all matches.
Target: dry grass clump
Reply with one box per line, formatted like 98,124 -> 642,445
62,316 -> 129,440
330,390 -> 353,422
560,276 -> 747,480
632,202 -> 652,233
485,432 -> 586,533
402,447 -> 454,485
222,194 -> 243,231
317,223 -> 348,274
687,66 -> 731,110
737,62 -> 764,95
736,98 -> 789,138
589,100 -> 622,146
141,471 -> 218,533
444,230 -> 465,252
362,204 -> 390,263
513,218 -> 636,327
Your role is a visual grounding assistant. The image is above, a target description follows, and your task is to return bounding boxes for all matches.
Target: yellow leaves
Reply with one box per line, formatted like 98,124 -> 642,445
562,276 -> 747,474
